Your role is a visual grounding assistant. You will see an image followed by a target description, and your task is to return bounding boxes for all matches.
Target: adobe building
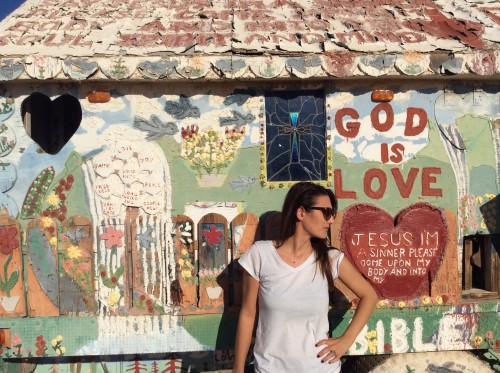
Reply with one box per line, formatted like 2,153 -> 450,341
0,0 -> 499,371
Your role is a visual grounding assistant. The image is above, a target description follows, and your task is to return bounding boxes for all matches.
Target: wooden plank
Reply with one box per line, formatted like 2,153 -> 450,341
0,211 -> 25,317
26,217 -> 59,316
463,237 -> 473,290
484,235 -> 499,294
97,222 -> 126,316
172,215 -> 197,312
60,216 -> 95,315
431,210 -> 460,299
493,236 -> 499,294
198,213 -> 228,313
230,212 -> 259,310
125,207 -> 140,310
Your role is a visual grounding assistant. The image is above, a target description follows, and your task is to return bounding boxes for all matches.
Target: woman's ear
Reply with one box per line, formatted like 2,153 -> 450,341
296,206 -> 306,221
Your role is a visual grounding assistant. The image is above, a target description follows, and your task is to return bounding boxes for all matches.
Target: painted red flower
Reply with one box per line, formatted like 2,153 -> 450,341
0,226 -> 19,255
203,225 -> 223,245
100,226 -> 124,249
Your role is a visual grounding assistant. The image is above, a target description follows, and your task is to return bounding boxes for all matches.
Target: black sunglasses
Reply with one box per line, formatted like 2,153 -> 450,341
307,207 -> 335,221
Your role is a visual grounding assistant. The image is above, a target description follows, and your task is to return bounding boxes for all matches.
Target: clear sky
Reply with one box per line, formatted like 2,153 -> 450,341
0,0 -> 25,21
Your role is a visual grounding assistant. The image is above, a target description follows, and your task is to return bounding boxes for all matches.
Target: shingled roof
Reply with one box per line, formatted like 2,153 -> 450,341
0,0 -> 499,80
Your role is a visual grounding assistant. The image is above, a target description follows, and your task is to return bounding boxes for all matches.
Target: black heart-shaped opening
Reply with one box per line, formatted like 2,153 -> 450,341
21,92 -> 82,155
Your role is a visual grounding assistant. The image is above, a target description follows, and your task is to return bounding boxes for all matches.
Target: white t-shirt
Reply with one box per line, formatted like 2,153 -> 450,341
239,240 -> 344,373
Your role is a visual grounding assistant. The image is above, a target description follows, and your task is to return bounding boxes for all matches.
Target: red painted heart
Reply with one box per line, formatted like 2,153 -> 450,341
340,203 -> 448,299
21,92 -> 81,155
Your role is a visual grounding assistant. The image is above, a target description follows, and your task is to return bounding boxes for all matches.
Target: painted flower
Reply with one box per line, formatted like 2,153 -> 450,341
107,291 -> 121,307
377,300 -> 387,307
422,296 -> 431,305
0,226 -> 19,255
368,343 -> 377,354
398,301 -> 406,308
473,335 -> 483,348
100,226 -> 124,249
485,331 -> 493,340
49,237 -> 58,247
66,245 -> 82,259
480,221 -> 487,229
12,334 -> 22,346
203,225 -> 223,245
40,217 -> 54,229
366,330 -> 377,339
46,193 -> 60,206
435,295 -> 443,305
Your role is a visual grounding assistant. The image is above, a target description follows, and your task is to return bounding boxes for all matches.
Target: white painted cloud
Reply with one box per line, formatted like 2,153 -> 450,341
327,92 -> 354,109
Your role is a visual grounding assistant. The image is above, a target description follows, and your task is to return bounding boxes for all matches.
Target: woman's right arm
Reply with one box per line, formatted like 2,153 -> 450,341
233,270 -> 260,373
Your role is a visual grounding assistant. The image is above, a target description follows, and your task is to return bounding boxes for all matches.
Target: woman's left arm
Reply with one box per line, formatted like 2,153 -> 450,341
316,258 -> 378,364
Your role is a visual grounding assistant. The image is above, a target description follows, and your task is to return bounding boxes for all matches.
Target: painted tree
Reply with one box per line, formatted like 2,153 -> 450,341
126,360 -> 147,373
161,354 -> 186,373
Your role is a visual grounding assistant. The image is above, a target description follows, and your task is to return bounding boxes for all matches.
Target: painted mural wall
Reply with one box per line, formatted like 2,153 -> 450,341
0,80 -> 499,367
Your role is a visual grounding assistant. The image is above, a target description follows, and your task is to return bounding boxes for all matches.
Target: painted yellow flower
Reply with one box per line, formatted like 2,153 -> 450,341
56,335 -> 63,342
50,237 -> 58,247
107,291 -> 121,307
476,196 -> 483,204
46,193 -> 60,206
40,217 -> 54,228
56,349 -> 62,355
368,345 -> 377,354
481,221 -> 487,229
52,339 -> 57,347
66,245 -> 82,259
182,269 -> 192,278
60,346 -> 66,354
422,296 -> 431,305
181,248 -> 188,256
474,335 -> 483,347
398,301 -> 406,308
377,300 -> 386,307
366,330 -> 377,339
435,296 -> 443,304
178,258 -> 185,266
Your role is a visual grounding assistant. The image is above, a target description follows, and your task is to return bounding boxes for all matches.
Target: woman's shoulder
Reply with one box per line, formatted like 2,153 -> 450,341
327,247 -> 344,260
249,240 -> 275,251
247,240 -> 274,255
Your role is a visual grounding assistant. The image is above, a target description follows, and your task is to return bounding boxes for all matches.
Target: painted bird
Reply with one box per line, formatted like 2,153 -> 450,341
219,110 -> 255,129
133,115 -> 179,140
164,94 -> 200,119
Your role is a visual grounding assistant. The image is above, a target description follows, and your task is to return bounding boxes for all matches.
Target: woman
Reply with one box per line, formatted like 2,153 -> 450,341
234,182 -> 377,373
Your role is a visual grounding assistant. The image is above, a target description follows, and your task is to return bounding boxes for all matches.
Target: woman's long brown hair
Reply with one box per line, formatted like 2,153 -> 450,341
275,182 -> 338,290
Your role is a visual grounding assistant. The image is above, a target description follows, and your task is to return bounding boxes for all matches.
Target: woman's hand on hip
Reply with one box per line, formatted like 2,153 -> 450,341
315,336 -> 351,364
